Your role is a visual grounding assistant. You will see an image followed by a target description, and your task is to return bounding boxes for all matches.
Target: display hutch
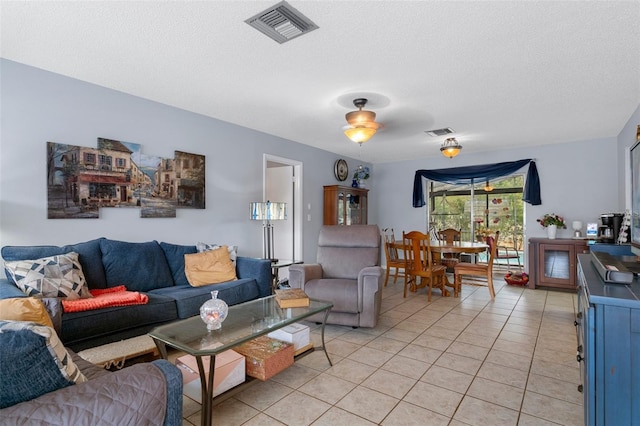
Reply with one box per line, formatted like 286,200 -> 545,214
528,238 -> 589,290
323,185 -> 368,226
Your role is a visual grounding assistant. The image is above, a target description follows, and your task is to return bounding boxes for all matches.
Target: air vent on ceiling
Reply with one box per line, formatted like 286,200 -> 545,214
425,127 -> 454,137
245,1 -> 319,44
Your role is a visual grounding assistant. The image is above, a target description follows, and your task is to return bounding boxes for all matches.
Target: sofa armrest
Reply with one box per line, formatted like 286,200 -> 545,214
236,256 -> 272,298
289,264 -> 323,291
0,278 -> 25,300
0,360 -> 183,426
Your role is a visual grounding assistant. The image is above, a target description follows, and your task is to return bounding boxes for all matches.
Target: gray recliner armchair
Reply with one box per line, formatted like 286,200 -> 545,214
289,225 -> 384,328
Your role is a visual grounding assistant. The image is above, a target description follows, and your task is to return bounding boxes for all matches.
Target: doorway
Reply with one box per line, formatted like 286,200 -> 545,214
264,154 -> 303,266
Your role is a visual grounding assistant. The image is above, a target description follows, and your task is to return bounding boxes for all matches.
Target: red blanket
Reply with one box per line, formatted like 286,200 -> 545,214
62,285 -> 148,313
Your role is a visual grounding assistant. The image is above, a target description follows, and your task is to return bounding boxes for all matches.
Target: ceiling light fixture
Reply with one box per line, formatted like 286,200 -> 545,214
440,137 -> 462,158
344,98 -> 379,145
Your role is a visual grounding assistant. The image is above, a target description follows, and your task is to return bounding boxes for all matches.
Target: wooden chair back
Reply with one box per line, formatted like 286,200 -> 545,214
437,228 -> 461,244
402,230 -> 446,301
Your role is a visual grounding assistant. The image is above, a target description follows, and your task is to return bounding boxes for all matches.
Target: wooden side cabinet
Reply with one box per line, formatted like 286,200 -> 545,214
528,238 -> 588,290
323,185 -> 368,226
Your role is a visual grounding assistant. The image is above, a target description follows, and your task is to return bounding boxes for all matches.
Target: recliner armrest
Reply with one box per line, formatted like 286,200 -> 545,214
358,266 -> 382,279
289,264 -> 323,291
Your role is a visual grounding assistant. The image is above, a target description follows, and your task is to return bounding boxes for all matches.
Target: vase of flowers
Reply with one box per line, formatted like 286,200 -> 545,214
537,213 -> 566,240
353,165 -> 370,188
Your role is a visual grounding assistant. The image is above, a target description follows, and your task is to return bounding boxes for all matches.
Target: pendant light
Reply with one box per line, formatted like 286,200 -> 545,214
440,137 -> 462,158
344,98 -> 379,145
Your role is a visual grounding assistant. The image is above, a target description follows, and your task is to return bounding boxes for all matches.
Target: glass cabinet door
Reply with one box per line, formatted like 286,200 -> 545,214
323,185 -> 368,226
337,191 -> 345,225
538,243 -> 576,286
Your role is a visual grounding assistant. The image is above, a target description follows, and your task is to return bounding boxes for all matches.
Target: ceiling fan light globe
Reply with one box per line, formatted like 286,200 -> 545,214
344,127 -> 376,144
440,138 -> 462,158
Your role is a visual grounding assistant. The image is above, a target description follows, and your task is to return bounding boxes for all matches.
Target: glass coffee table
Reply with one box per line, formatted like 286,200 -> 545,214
149,295 -> 333,426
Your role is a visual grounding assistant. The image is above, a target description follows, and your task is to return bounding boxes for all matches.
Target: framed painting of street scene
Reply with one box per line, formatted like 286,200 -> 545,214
47,138 -> 205,219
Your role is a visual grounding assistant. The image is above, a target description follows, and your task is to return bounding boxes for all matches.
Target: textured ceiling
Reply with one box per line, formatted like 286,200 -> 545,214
1,1 -> 639,164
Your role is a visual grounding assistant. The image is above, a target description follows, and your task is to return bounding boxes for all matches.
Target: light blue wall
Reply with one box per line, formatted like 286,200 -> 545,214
374,137 -> 620,241
1,59 -> 637,269
0,59 -> 371,262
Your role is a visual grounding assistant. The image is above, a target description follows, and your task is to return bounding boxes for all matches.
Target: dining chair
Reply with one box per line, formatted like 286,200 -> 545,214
381,228 -> 406,287
453,231 -> 498,299
437,228 -> 462,270
402,230 -> 447,301
495,242 -> 522,271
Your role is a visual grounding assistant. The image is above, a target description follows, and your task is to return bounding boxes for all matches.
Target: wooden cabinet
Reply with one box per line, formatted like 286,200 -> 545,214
576,254 -> 640,425
323,185 -> 368,226
528,238 -> 588,290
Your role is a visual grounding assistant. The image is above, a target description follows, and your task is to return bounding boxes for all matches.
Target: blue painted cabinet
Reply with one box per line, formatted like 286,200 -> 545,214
577,254 -> 640,425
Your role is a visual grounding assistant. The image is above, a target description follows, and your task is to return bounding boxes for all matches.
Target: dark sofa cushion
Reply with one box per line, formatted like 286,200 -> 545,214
1,238 -> 107,289
100,239 -> 174,292
149,278 -> 259,319
0,329 -> 73,408
159,242 -> 197,286
60,293 -> 177,347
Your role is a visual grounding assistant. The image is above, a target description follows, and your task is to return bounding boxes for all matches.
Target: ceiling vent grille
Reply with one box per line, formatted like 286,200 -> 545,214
425,127 -> 454,137
245,1 -> 319,44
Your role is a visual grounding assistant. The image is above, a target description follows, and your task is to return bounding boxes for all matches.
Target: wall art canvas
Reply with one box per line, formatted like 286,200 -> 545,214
47,142 -> 99,219
47,138 -> 205,219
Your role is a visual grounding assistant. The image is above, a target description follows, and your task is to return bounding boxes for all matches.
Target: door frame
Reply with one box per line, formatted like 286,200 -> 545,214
263,154 -> 303,261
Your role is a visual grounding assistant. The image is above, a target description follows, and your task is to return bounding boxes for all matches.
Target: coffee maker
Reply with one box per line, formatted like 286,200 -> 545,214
598,213 -> 624,244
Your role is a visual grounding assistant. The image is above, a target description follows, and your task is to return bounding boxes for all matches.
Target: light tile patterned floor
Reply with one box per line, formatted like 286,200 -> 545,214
178,274 -> 583,425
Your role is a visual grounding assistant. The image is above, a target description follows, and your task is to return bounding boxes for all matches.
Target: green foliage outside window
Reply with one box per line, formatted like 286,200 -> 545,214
429,175 -> 524,250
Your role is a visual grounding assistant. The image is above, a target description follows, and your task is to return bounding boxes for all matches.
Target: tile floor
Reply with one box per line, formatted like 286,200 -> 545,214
177,274 -> 584,425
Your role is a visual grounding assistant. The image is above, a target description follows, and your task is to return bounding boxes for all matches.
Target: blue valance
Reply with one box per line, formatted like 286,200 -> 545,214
413,159 -> 541,207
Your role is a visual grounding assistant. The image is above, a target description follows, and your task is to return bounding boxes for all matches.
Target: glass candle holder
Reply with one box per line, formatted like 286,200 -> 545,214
199,290 -> 228,331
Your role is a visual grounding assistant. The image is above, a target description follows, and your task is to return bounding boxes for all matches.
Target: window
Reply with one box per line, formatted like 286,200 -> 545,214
84,153 -> 96,164
89,183 -> 116,199
99,155 -> 112,171
429,175 -> 524,250
116,158 -> 126,168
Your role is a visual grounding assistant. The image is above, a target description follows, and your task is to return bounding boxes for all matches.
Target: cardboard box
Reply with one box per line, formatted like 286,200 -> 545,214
268,322 -> 310,353
176,350 -> 245,402
235,336 -> 294,381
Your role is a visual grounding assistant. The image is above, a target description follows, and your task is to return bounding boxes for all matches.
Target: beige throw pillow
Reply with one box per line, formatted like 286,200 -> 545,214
184,246 -> 237,286
0,297 -> 54,328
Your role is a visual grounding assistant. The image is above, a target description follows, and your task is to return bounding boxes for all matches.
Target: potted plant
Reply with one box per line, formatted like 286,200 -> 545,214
352,165 -> 370,188
537,213 -> 567,239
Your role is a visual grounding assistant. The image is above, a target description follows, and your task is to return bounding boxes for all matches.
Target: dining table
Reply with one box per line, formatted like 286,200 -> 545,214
390,240 -> 489,296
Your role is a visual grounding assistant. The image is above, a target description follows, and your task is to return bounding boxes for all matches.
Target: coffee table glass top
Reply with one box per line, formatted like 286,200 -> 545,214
149,295 -> 332,356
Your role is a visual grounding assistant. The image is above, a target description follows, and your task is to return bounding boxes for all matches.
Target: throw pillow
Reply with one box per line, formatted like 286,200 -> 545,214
197,242 -> 238,265
4,252 -> 92,300
185,246 -> 237,286
0,297 -> 54,328
99,239 -> 174,292
0,327 -> 73,408
0,320 -> 87,384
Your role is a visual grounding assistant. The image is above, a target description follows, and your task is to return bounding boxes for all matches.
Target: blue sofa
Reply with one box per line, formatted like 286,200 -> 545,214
0,238 -> 272,351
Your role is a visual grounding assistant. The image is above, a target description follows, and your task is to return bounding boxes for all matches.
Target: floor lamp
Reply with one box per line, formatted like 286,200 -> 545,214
250,201 -> 287,261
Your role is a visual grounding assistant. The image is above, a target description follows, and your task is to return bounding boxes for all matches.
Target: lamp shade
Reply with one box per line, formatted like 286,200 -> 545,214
440,138 -> 462,158
250,201 -> 287,221
344,127 -> 377,144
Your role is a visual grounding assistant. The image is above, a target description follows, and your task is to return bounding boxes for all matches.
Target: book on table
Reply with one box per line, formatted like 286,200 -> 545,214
275,288 -> 309,308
